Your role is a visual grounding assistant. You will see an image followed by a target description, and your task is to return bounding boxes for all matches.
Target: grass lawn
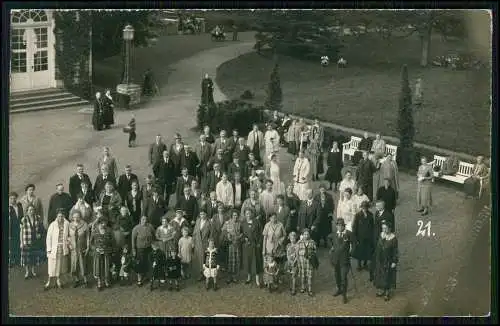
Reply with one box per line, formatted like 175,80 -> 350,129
93,31 -> 255,92
216,34 -> 491,156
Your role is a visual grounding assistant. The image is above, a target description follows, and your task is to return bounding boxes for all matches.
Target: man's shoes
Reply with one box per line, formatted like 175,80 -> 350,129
333,289 -> 342,297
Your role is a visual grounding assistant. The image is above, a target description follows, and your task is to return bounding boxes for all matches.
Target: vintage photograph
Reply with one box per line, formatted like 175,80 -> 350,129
7,8 -> 492,317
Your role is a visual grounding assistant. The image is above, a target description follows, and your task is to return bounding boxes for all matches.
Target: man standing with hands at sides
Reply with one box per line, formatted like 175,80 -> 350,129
233,137 -> 250,166
149,134 -> 167,169
292,150 -> 311,201
329,218 -> 353,304
247,124 -> 264,163
175,186 -> 199,228
195,134 -> 213,181
297,189 -> 320,244
153,151 -> 175,207
47,184 -> 73,227
170,134 -> 185,178
69,164 -> 92,205
117,165 -> 139,201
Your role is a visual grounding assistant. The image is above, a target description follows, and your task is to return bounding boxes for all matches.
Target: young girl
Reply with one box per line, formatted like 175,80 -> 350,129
119,245 -> 132,286
297,228 -> 317,296
264,256 -> 280,292
286,232 -> 299,295
150,241 -> 166,291
90,219 -> 114,291
178,227 -> 194,279
165,249 -> 182,291
203,238 -> 220,291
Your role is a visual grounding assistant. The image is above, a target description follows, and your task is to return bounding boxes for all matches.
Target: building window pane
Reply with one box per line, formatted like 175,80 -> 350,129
11,52 -> 27,73
34,27 -> 48,48
11,9 -> 48,24
34,50 -> 48,72
10,28 -> 27,50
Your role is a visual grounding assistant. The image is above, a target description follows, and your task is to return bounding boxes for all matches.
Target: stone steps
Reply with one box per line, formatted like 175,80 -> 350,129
10,88 -> 91,114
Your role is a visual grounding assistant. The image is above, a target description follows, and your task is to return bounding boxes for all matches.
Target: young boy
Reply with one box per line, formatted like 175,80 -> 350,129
127,114 -> 136,147
264,256 -> 280,293
203,238 -> 220,291
149,241 -> 166,291
286,231 -> 299,296
165,249 -> 182,291
119,245 -> 132,286
178,227 -> 194,279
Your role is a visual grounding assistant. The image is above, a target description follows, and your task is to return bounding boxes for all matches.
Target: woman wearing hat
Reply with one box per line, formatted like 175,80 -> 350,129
373,220 -> 399,301
44,208 -> 70,290
98,181 -> 122,226
351,201 -> 375,272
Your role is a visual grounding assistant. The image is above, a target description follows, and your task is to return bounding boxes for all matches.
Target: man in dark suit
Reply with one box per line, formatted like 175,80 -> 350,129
297,189 -> 320,234
227,129 -> 240,156
180,145 -> 199,178
203,191 -> 219,219
376,178 -> 397,214
93,164 -> 116,198
232,171 -> 248,210
275,194 -> 291,229
329,218 -> 353,304
212,129 -> 231,165
194,134 -> 213,181
153,150 -> 176,207
169,133 -> 185,178
47,183 -> 73,226
79,181 -> 95,208
356,151 -> 376,201
175,167 -> 195,201
68,163 -> 92,204
227,153 -> 247,181
315,184 -> 335,247
9,192 -> 23,267
149,134 -> 167,167
116,165 -> 139,200
141,175 -> 156,206
203,163 -> 223,194
208,149 -> 228,173
175,186 -> 199,227
233,137 -> 250,166
354,132 -> 373,165
142,188 -> 167,229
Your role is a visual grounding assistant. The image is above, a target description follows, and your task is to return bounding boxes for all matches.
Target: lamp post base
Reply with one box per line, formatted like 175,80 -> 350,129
116,83 -> 141,108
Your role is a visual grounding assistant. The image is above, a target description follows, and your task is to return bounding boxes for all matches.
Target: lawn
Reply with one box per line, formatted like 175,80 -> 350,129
216,34 -> 491,156
93,31 -> 255,92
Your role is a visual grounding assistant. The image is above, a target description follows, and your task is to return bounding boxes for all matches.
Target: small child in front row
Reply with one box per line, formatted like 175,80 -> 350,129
286,232 -> 299,296
126,114 -> 136,147
178,227 -> 194,279
264,256 -> 280,293
165,249 -> 182,291
119,245 -> 132,286
203,239 -> 220,291
149,241 -> 166,291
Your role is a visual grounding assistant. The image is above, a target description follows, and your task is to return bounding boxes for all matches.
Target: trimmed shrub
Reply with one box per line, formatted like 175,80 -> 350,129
397,64 -> 416,169
265,63 -> 283,111
240,90 -> 255,100
205,100 -> 266,135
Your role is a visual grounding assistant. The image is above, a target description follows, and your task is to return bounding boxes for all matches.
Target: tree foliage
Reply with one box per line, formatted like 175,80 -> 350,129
397,64 -> 416,168
265,63 -> 283,111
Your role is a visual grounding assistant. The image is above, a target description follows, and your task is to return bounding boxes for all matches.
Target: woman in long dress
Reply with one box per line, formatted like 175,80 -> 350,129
92,92 -> 104,131
241,209 -> 264,286
44,209 -> 70,290
416,156 -> 433,216
352,186 -> 370,214
192,211 -> 212,281
267,154 -> 285,195
292,150 -> 311,201
336,188 -> 356,232
352,201 -> 375,272
262,213 -> 286,283
68,209 -> 90,287
20,205 -> 45,279
463,155 -> 489,198
373,221 -> 398,301
98,181 -> 122,226
102,89 -> 115,129
338,171 -> 357,202
325,141 -> 343,191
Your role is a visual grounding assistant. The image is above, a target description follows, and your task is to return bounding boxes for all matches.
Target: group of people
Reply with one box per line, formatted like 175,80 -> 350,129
92,89 -> 115,131
10,110 -> 487,307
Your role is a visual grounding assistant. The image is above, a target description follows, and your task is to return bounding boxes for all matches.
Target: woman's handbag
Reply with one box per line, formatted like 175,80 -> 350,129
123,126 -> 131,133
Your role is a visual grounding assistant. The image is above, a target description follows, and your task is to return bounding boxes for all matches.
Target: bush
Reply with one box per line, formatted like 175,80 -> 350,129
204,100 -> 266,135
265,63 -> 283,111
240,90 -> 255,100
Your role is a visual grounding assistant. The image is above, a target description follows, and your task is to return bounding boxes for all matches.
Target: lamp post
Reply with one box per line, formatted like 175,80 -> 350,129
116,24 -> 141,109
122,24 -> 134,84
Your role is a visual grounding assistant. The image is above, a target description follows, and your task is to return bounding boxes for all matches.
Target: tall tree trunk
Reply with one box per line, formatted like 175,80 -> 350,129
420,26 -> 432,67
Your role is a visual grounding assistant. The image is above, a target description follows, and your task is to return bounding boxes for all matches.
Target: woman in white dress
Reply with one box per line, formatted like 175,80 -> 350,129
292,150 -> 311,201
352,186 -> 370,214
267,154 -> 285,196
44,209 -> 70,290
339,171 -> 357,202
336,188 -> 356,231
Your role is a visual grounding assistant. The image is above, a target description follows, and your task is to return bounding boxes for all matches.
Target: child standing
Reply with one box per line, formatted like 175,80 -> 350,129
119,245 -> 132,286
178,227 -> 194,279
90,219 -> 114,291
297,228 -> 317,296
126,114 -> 136,147
165,249 -> 182,291
263,256 -> 280,292
149,241 -> 166,291
203,239 -> 220,291
286,232 -> 299,295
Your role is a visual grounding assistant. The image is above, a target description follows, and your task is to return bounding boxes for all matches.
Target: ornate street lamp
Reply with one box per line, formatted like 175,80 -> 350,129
122,24 -> 134,85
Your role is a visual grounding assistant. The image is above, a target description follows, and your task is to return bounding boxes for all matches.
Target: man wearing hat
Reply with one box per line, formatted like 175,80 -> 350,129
329,218 -> 353,304
169,133 -> 185,178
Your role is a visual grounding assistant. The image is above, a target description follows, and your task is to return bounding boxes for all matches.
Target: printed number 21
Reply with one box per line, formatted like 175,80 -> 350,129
416,220 -> 432,237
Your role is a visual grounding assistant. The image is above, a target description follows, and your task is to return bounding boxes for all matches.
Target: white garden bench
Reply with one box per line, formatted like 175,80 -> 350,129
385,144 -> 398,160
432,155 -> 474,184
342,136 -> 362,162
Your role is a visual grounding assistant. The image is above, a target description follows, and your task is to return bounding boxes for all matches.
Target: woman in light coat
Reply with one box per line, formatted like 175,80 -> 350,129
44,208 -> 70,290
68,209 -> 90,287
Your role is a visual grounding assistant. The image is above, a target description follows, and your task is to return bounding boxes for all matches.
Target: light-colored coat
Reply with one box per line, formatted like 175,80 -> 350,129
293,157 -> 311,184
46,219 -> 70,259
246,130 -> 264,152
264,129 -> 280,156
216,180 -> 234,207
